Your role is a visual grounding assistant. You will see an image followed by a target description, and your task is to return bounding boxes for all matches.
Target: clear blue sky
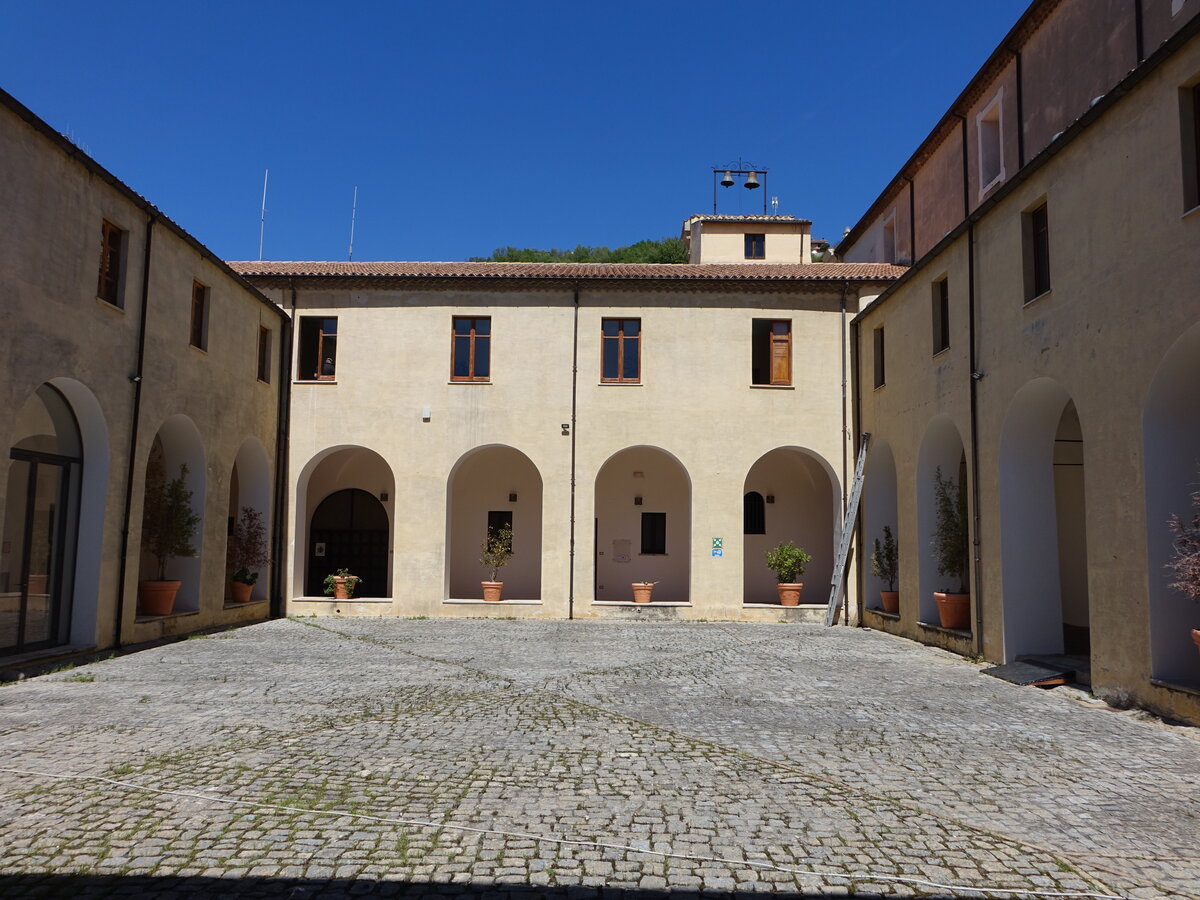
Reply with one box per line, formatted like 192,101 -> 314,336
1,1 -> 1028,262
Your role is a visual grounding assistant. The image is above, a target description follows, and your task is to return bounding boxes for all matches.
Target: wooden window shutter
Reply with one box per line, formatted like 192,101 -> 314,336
769,321 -> 791,385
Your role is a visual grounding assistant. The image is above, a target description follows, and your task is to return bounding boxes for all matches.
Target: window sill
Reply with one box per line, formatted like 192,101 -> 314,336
96,297 -> 125,313
873,382 -> 886,392
448,380 -> 491,385
223,598 -> 268,610
294,379 -> 338,385
257,378 -> 271,386
917,620 -> 971,639
593,600 -> 691,607
189,344 -> 207,355
978,173 -> 1005,200
1023,289 -> 1052,308
134,609 -> 200,624
748,384 -> 794,390
932,347 -> 950,360
864,607 -> 901,621
742,602 -> 826,609
445,598 -> 542,605
292,596 -> 392,603
1182,204 -> 1200,221
637,553 -> 668,557
1149,677 -> 1200,698
598,382 -> 642,387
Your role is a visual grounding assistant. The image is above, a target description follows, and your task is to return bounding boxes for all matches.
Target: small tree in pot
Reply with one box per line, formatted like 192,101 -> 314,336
227,506 -> 270,603
765,541 -> 812,606
871,525 -> 899,614
138,460 -> 200,616
1165,482 -> 1200,658
480,523 -> 513,602
931,466 -> 970,628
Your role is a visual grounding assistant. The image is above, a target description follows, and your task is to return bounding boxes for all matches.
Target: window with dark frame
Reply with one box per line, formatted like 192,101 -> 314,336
932,278 -> 950,354
487,510 -> 513,538
744,233 -> 766,259
751,319 -> 792,385
1026,202 -> 1051,300
1183,82 -> 1200,211
873,326 -> 886,389
640,512 -> 667,555
97,220 -> 125,307
297,316 -> 338,381
190,281 -> 208,350
743,492 -> 766,535
257,326 -> 271,383
601,318 -> 640,383
452,316 -> 491,381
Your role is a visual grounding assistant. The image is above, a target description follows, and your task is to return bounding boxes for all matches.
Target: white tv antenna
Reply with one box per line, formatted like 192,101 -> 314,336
348,186 -> 358,261
257,169 -> 269,261
771,195 -> 779,215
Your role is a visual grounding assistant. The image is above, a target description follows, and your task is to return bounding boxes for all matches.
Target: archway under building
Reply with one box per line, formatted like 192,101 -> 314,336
594,446 -> 691,604
296,446 -> 394,599
742,447 -> 839,606
1144,322 -> 1200,687
226,438 -> 272,603
916,415 -> 970,628
999,380 -> 1090,661
446,445 -> 543,601
862,438 -> 899,612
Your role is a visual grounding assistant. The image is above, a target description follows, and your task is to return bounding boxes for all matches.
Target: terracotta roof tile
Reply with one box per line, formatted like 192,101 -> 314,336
227,260 -> 906,282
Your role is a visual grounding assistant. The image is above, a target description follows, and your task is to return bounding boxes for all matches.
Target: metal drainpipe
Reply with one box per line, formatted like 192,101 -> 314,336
839,280 -> 851,626
849,315 -> 865,629
967,223 -> 984,656
112,214 -> 155,648
567,286 -> 580,619
269,283 -> 295,619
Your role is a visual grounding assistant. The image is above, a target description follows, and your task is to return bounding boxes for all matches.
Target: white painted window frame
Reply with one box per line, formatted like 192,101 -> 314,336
976,87 -> 1006,198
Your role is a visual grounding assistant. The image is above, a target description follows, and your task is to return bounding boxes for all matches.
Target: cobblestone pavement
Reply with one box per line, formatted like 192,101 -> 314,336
1,619 -> 1197,899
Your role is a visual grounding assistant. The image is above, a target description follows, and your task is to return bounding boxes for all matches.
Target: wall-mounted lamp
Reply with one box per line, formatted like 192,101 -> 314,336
561,423 -> 570,436
634,496 -> 643,506
421,407 -> 431,421
508,492 -> 518,503
765,495 -> 775,504
380,492 -> 389,501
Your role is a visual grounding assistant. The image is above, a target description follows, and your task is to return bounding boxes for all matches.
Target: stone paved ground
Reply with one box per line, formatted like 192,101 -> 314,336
0,619 -> 1197,899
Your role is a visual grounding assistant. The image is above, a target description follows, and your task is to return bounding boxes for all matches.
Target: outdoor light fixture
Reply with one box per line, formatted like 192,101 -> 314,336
712,158 -> 769,214
766,495 -> 775,504
380,492 -> 389,501
509,493 -> 518,502
561,423 -> 570,435
634,496 -> 643,506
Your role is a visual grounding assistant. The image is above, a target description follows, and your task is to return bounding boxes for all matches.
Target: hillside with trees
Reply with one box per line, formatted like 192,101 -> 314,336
470,237 -> 688,264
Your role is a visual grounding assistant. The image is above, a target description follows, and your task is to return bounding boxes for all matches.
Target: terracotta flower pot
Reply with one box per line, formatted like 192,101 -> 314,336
229,580 -> 254,603
631,582 -> 654,603
1192,628 -> 1200,656
776,583 -> 803,606
934,592 -> 970,629
330,576 -> 359,600
138,580 -> 181,616
482,581 -> 504,602
880,590 -> 899,614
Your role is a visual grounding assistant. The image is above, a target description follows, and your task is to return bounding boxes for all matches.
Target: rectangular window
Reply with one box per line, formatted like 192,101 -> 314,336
932,278 -> 950,354
751,319 -> 791,385
487,510 -> 513,538
298,316 -> 338,381
97,220 -> 126,307
744,233 -> 766,259
257,326 -> 271,383
190,281 -> 209,350
452,316 -> 491,381
1182,82 -> 1200,211
977,91 -> 1004,193
601,318 -> 640,383
1024,201 -> 1051,301
873,326 -> 886,389
640,512 -> 666,555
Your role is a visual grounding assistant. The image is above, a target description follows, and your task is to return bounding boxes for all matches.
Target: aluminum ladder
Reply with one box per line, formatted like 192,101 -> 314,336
825,433 -> 870,626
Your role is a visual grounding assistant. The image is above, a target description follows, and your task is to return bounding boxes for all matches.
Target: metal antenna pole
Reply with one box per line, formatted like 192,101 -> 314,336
258,169 -> 269,261
348,186 -> 358,261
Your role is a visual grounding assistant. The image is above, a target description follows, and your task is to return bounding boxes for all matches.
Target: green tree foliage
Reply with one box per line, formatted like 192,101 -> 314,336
142,458 -> 200,581
470,237 -> 688,264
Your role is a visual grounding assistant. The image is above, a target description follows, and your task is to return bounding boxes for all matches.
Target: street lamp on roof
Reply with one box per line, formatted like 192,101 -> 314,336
712,159 -> 768,214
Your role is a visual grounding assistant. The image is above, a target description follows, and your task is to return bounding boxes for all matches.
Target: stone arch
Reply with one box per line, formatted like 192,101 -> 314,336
1143,321 -> 1200,686
594,446 -> 691,604
742,447 -> 840,606
445,444 -> 543,601
916,415 -> 969,626
999,379 -> 1090,661
295,446 -> 394,599
227,437 -> 272,602
139,415 -> 206,613
862,438 -> 899,611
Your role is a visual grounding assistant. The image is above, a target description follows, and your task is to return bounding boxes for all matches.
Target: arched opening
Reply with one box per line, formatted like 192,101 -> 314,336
742,447 -> 839,605
226,438 -> 272,603
446,445 -> 543,601
594,446 -> 691,604
1144,322 -> 1200,687
295,446 -> 394,599
1,384 -> 83,655
138,416 -> 206,613
862,439 -> 899,611
916,415 -> 969,627
999,380 -> 1090,661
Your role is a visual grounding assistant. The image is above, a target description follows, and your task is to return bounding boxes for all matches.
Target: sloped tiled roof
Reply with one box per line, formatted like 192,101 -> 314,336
228,260 -> 905,282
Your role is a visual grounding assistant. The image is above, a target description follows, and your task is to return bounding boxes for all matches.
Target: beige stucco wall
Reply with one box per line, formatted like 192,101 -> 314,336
0,99 -> 284,657
853,31 -> 1200,724
690,222 -> 812,264
257,281 -> 882,624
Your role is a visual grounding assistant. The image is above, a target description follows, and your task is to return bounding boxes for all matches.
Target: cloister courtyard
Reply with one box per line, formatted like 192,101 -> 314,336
0,618 -> 1197,899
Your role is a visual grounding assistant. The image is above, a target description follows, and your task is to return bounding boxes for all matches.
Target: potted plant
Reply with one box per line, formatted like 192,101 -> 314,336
1165,482 -> 1200,657
323,567 -> 361,600
871,525 -> 899,614
765,541 -> 812,606
931,466 -> 970,629
138,460 -> 200,616
480,523 -> 513,602
227,506 -> 269,603
631,580 -> 658,603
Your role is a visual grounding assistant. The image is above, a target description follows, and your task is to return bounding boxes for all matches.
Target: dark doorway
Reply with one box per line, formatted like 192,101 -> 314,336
306,488 -> 389,597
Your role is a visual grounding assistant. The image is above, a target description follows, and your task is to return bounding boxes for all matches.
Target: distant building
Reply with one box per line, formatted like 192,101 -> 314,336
681,215 -> 813,264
